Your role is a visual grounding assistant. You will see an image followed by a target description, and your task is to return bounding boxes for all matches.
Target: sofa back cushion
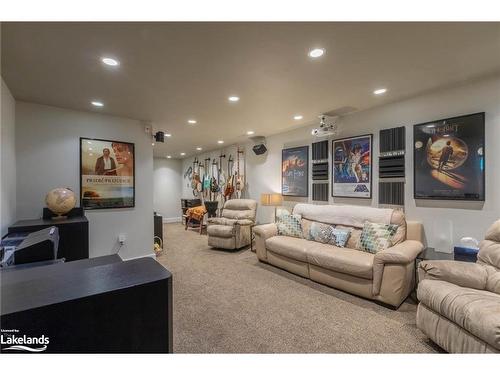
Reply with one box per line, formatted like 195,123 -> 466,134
293,203 -> 407,243
478,219 -> 500,270
222,199 -> 257,221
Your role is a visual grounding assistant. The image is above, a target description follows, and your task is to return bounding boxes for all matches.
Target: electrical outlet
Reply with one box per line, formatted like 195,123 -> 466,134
118,233 -> 127,245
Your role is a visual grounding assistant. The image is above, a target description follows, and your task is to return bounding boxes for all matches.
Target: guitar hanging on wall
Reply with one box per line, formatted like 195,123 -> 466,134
224,154 -> 234,200
217,152 -> 226,212
235,146 -> 244,199
191,157 -> 201,197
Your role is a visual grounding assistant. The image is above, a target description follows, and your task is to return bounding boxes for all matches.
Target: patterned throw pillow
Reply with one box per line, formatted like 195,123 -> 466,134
359,221 -> 399,253
331,228 -> 351,248
308,223 -> 351,247
276,212 -> 303,238
308,222 -> 336,244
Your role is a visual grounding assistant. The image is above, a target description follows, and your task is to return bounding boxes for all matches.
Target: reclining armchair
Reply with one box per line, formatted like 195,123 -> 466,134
207,199 -> 257,250
417,219 -> 500,353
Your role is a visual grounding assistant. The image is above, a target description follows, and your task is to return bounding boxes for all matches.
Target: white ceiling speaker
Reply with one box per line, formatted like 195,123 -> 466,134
311,115 -> 339,137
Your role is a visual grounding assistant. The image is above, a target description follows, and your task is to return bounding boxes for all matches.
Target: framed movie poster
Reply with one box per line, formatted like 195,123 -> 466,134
332,134 -> 373,198
80,137 -> 135,209
282,146 -> 309,197
413,112 -> 485,201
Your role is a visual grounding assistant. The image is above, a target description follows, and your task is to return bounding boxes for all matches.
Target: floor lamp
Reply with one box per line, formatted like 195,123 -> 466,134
260,193 -> 283,223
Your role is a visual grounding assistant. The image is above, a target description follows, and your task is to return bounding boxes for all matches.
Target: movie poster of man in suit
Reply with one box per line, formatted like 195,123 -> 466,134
80,138 -> 135,209
282,146 -> 309,196
332,134 -> 372,198
413,112 -> 485,201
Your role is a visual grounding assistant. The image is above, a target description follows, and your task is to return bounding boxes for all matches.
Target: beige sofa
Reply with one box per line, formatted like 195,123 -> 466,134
416,219 -> 500,353
207,199 -> 257,250
254,203 -> 423,307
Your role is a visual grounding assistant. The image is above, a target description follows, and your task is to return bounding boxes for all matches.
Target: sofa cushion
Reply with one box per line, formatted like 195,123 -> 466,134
265,236 -> 310,262
418,279 -> 500,350
359,221 -> 399,253
307,243 -> 374,280
207,224 -> 234,238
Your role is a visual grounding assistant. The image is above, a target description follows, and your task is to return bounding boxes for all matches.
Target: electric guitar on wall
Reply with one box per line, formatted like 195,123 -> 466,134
224,155 -> 234,200
203,158 -> 211,199
235,147 -> 244,199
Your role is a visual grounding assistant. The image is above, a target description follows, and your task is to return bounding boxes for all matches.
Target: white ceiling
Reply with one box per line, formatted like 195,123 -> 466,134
2,22 -> 500,158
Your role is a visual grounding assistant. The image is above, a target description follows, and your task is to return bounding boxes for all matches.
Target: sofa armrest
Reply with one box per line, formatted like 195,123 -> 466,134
375,240 -> 424,264
418,260 -> 488,290
372,240 -> 423,296
253,223 -> 278,261
253,223 -> 278,239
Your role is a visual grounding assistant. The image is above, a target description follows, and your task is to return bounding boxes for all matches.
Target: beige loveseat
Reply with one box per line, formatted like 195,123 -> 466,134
416,219 -> 500,353
254,203 -> 423,307
207,199 -> 257,250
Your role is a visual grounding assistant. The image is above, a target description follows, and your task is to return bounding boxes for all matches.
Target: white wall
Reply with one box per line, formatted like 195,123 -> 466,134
0,78 -> 16,236
15,102 -> 154,259
153,157 -> 183,222
182,75 -> 500,250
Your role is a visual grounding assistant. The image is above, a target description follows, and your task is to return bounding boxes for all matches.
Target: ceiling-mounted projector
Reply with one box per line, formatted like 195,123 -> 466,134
311,115 -> 339,137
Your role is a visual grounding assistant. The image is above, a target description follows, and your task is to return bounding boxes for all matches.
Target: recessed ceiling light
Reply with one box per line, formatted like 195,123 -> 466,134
88,147 -> 93,151
165,133 -> 172,137
373,88 -> 387,95
91,101 -> 104,107
308,48 -> 325,58
101,57 -> 119,66
228,96 -> 240,102
188,120 -> 197,124
246,131 -> 255,135
167,155 -> 172,159
217,140 -> 224,144
196,147 -> 202,151
293,115 -> 303,120
180,152 -> 186,156
152,142 -> 155,146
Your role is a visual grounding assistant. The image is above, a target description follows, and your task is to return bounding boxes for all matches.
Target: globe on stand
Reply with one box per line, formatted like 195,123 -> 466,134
45,187 -> 77,220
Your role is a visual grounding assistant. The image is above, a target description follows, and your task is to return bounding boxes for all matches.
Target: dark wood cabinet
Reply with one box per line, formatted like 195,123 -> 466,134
8,216 -> 89,261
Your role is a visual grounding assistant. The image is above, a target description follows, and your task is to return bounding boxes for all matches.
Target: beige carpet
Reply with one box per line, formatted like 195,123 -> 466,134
156,223 -> 440,353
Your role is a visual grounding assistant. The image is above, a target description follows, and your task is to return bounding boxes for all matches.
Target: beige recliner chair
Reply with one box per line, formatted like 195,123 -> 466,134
207,199 -> 257,250
417,219 -> 500,353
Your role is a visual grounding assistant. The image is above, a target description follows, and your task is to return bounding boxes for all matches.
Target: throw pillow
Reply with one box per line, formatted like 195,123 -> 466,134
359,221 -> 399,253
336,225 -> 362,249
308,222 -> 336,244
308,223 -> 351,247
276,213 -> 303,238
331,228 -> 351,248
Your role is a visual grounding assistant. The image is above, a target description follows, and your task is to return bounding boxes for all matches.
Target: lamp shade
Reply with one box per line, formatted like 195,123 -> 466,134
260,193 -> 283,206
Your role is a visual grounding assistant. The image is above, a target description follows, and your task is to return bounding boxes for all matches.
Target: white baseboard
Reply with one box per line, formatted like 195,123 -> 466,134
119,252 -> 156,261
163,216 -> 182,223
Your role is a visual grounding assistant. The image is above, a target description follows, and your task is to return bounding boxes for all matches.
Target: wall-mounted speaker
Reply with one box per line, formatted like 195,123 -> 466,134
252,143 -> 267,155
312,183 -> 329,202
378,126 -> 406,207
